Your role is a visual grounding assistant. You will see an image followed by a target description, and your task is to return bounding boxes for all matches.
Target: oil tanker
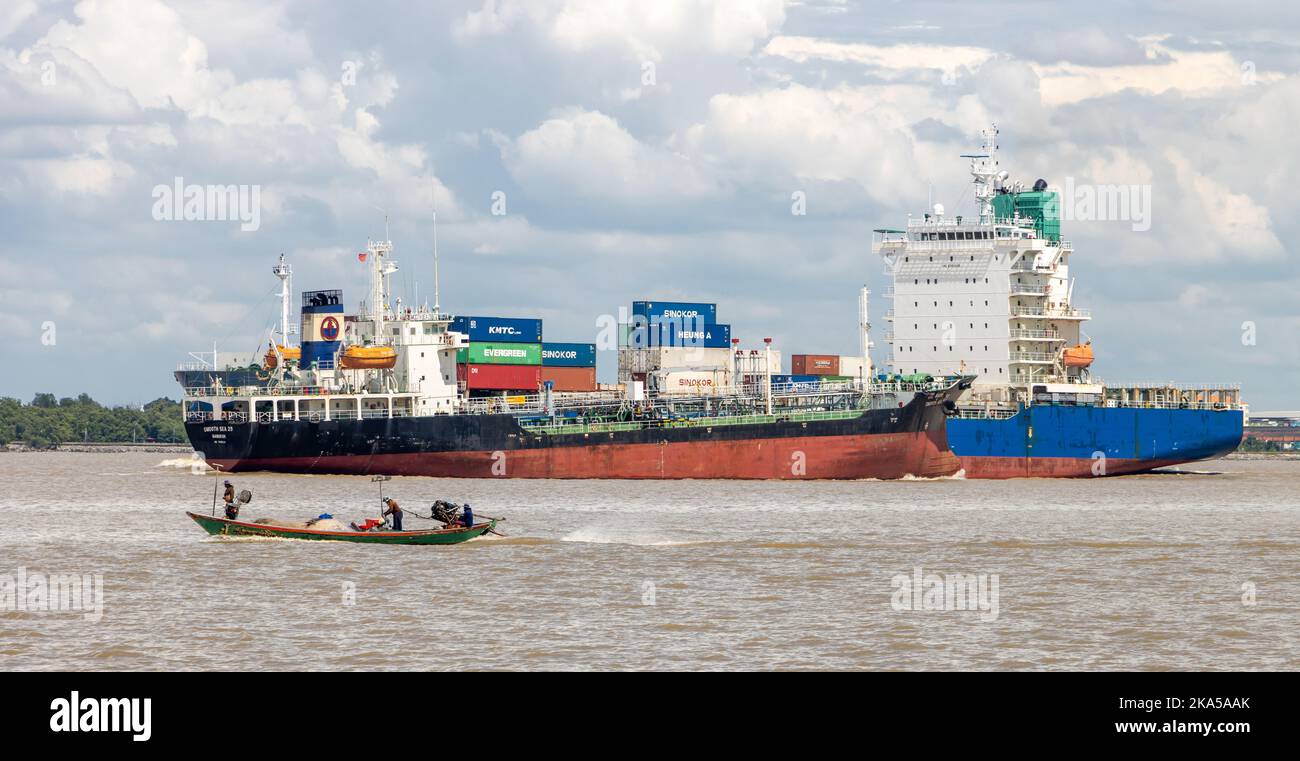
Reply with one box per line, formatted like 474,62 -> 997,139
179,243 -> 970,480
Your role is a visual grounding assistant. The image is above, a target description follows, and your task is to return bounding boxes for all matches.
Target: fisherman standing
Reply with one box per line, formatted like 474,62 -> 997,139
382,497 -> 403,531
222,480 -> 239,520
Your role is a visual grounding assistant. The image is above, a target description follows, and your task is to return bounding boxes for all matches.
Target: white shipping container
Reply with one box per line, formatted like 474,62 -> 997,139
733,348 -> 782,375
618,346 -> 732,374
650,368 -> 731,395
839,356 -> 868,377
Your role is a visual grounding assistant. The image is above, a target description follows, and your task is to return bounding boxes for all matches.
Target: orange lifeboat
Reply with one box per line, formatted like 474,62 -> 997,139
263,345 -> 301,369
1062,342 -> 1094,368
339,344 -> 398,370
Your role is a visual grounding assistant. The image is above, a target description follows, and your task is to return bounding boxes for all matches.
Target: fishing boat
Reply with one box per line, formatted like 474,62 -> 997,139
186,511 -> 495,545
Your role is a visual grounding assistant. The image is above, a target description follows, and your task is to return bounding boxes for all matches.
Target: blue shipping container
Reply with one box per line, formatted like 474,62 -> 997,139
451,315 -> 543,344
541,342 -> 597,367
631,301 -> 717,325
627,322 -> 731,348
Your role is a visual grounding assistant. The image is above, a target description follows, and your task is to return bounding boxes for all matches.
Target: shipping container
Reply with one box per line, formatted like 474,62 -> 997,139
650,368 -> 730,395
456,342 -> 542,365
450,315 -> 543,344
838,356 -> 867,377
457,363 -> 541,391
541,342 -> 597,367
733,347 -> 781,375
618,346 -> 734,379
623,321 -> 731,349
631,300 -> 717,325
541,366 -> 597,392
792,354 -> 840,376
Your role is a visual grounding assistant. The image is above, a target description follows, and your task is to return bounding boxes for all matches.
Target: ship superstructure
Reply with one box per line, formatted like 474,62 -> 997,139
875,125 -> 1244,477
878,125 -> 1090,395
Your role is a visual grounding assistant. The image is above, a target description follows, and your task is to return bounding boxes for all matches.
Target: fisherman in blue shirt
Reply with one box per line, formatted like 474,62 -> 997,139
461,503 -> 474,528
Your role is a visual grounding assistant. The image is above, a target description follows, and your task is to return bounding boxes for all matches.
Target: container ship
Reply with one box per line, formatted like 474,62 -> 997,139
872,125 -> 1244,477
178,239 -> 970,479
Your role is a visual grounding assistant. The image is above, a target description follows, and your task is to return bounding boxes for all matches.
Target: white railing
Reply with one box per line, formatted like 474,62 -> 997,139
1011,306 -> 1091,320
955,407 -> 1019,420
1010,351 -> 1057,363
1110,382 -> 1241,391
1104,399 -> 1242,411
1009,329 -> 1062,340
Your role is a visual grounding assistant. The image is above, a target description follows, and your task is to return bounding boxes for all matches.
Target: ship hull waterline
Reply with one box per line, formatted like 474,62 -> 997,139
186,383 -> 969,481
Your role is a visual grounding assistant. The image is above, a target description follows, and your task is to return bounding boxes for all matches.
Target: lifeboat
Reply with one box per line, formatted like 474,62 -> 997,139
1062,342 -> 1094,368
263,345 -> 301,369
339,344 -> 398,370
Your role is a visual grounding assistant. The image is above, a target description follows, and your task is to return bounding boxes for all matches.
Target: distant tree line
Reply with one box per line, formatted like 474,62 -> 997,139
0,394 -> 186,448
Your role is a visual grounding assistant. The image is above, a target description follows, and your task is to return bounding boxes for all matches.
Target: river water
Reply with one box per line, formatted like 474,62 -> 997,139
0,452 -> 1296,671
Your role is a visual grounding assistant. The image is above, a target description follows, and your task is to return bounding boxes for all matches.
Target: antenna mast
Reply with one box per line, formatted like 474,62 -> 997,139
272,254 -> 295,343
365,212 -> 398,340
961,123 -> 1000,225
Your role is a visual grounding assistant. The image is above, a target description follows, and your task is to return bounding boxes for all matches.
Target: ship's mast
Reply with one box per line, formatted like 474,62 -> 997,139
859,286 -> 873,380
272,254 -> 294,344
961,123 -> 1000,225
365,215 -> 398,341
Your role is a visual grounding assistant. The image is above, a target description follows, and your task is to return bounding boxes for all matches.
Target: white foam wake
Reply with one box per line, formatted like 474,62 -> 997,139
156,457 -> 213,472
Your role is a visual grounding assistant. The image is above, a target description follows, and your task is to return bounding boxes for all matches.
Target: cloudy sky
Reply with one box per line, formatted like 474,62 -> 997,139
2,0 -> 1297,408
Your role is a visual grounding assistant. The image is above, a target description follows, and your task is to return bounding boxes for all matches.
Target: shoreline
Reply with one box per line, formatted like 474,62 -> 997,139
2,443 -> 194,454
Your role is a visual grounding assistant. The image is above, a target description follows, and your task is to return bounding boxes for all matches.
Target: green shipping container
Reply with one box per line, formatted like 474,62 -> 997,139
457,342 -> 542,365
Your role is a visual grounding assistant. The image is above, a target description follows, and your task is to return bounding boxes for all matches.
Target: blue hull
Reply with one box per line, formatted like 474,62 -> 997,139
948,405 -> 1244,478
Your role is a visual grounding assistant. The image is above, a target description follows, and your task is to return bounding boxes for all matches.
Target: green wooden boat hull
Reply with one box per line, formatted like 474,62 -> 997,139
186,511 -> 495,545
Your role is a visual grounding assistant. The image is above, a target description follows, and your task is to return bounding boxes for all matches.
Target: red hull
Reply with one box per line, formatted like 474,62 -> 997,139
958,455 -> 1200,479
214,430 -> 960,480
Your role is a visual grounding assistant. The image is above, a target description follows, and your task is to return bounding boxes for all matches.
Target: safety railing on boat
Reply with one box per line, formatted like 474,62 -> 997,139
186,407 -> 417,424
954,407 -> 1019,420
184,384 -> 337,398
1103,400 -> 1242,411
518,408 -> 869,436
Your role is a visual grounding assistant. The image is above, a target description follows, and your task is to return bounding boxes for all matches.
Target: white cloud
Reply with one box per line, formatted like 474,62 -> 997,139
763,35 -> 1285,106
456,0 -> 786,60
500,108 -> 721,204
1033,39 -> 1283,106
684,84 -> 921,204
764,36 -> 993,73
1163,147 -> 1284,261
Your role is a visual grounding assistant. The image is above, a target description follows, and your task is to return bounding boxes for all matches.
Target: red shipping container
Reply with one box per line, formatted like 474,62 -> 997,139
791,354 -> 840,376
541,366 -> 597,392
457,363 -> 542,391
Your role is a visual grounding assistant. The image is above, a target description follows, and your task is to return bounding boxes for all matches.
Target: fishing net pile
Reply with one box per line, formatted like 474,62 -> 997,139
252,516 -> 349,531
